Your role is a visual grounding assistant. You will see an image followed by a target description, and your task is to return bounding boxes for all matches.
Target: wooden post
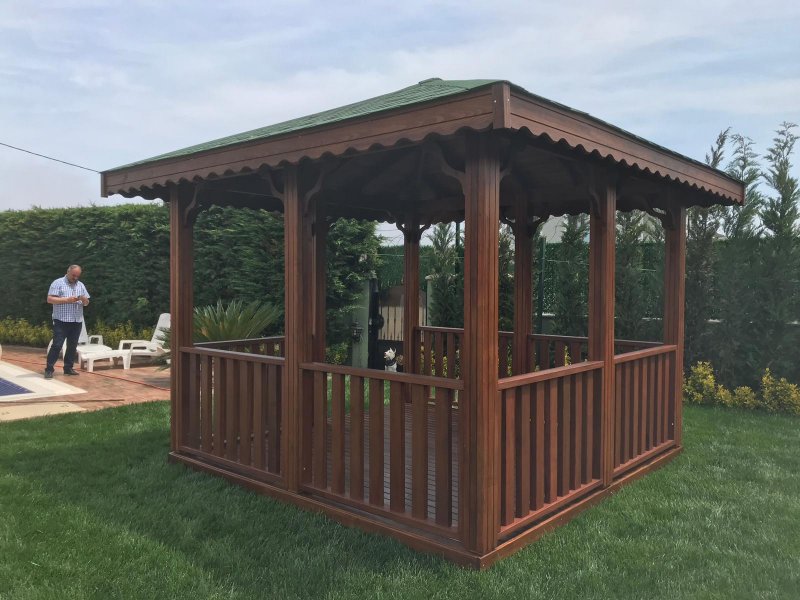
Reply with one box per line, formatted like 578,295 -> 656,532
283,166 -> 310,492
402,219 -> 421,373
462,133 -> 501,554
169,183 -> 194,453
512,198 -> 533,376
313,203 -> 328,362
588,176 -> 616,487
664,206 -> 686,446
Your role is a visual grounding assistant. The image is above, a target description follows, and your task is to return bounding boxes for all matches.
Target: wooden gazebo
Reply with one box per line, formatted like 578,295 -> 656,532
102,78 -> 744,568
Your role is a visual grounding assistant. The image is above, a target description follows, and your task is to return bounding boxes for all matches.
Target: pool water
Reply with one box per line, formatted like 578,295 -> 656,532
0,377 -> 32,396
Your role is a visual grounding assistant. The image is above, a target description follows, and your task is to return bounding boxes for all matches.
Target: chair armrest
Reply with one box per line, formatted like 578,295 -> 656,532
89,335 -> 104,345
119,339 -> 149,350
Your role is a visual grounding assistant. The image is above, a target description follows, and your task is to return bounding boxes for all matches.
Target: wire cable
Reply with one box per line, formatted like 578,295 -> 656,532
0,141 -> 100,173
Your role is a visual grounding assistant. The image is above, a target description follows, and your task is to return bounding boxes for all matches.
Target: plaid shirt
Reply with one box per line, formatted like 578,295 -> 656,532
48,276 -> 90,322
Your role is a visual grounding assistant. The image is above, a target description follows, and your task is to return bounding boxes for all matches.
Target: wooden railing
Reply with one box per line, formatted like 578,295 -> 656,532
415,326 -> 461,379
416,326 -> 660,377
194,336 -> 285,357
497,361 -> 604,535
179,346 -> 284,483
300,363 -> 462,535
613,345 -> 677,477
527,334 -> 589,371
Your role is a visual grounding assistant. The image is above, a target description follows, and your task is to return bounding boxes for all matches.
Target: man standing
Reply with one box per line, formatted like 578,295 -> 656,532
45,265 -> 90,379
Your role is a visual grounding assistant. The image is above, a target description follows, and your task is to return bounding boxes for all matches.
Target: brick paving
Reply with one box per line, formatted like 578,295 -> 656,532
1,345 -> 169,419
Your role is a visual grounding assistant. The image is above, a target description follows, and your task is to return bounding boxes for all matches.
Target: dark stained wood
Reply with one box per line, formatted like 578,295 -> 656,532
402,221 -> 421,374
435,386 -> 453,526
283,165 -> 310,492
201,355 -> 212,452
350,375 -> 365,501
369,378 -> 385,506
411,383 -> 428,519
462,133 -> 501,553
588,175 -> 616,486
169,184 -> 194,452
252,362 -> 265,470
331,373 -> 346,493
313,370 -> 327,487
664,207 -> 686,446
390,380 -> 405,512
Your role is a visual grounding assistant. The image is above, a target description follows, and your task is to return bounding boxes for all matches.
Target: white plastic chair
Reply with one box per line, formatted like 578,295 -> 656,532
47,321 -> 109,359
118,313 -> 170,360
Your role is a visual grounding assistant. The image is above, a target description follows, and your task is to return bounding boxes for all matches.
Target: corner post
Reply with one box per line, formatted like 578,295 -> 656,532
402,218 -> 421,373
462,132 -> 501,554
169,183 -> 195,453
588,175 -> 616,487
664,206 -> 686,446
283,165 -> 309,492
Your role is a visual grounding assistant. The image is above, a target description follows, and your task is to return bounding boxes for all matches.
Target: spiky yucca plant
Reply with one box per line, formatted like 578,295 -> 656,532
193,300 -> 281,342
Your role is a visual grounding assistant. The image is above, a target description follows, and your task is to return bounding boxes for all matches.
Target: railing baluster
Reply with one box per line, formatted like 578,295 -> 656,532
389,380 -> 405,512
313,370 -> 327,487
517,386 -> 530,518
331,373 -> 346,494
369,378 -> 384,507
435,386 -> 452,526
350,375 -> 365,501
252,362 -> 265,470
411,383 -> 428,519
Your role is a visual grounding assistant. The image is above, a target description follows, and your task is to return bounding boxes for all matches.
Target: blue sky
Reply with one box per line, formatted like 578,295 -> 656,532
1,0 -> 798,243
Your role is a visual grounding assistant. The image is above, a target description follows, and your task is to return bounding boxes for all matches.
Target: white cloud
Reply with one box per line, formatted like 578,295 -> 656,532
1,0 -> 798,211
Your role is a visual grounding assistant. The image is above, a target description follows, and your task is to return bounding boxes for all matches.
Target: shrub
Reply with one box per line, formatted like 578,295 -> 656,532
0,318 -> 52,347
731,386 -> 759,410
760,369 -> 800,415
193,300 -> 282,343
684,362 -> 720,405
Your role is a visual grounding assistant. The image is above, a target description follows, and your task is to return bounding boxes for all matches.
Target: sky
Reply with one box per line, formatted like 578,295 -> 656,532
1,0 -> 799,245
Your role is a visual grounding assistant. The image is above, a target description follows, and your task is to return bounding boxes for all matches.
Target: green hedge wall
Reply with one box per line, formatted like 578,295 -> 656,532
1,204 -> 379,349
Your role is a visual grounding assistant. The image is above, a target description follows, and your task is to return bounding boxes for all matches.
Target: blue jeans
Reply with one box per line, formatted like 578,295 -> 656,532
46,319 -> 82,371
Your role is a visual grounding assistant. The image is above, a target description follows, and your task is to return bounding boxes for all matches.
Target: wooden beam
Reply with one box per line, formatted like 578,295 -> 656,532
401,219 -> 422,373
664,207 -> 686,446
283,166 -> 310,492
313,203 -> 329,362
512,197 -> 532,375
169,183 -> 195,453
588,174 -> 616,486
462,132 -> 501,554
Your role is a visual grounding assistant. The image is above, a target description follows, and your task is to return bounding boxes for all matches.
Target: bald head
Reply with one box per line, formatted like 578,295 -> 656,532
66,264 -> 82,283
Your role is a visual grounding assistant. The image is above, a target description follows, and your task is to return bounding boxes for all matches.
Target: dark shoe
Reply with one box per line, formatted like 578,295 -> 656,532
44,369 -> 54,379
63,369 -> 80,376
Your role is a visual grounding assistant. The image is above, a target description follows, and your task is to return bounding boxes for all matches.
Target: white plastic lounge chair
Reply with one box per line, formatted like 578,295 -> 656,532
118,313 -> 170,360
47,321 -> 109,359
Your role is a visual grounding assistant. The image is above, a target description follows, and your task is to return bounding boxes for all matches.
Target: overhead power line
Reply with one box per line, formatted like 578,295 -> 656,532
0,141 -> 100,173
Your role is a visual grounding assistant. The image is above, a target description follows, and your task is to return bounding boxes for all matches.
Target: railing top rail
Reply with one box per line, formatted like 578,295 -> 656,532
181,346 -> 286,365
301,362 -> 464,390
194,336 -> 285,348
497,360 -> 603,390
613,344 -> 677,364
614,338 -> 663,348
527,333 -> 589,343
415,325 -> 464,335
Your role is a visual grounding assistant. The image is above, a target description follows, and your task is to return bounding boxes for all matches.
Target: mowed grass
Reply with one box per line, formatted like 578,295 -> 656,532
1,403 -> 798,599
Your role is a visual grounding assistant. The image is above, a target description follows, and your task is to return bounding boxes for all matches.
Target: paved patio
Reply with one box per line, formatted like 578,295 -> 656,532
0,346 -> 169,422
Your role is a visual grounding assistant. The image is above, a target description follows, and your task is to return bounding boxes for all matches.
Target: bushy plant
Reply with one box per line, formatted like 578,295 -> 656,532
683,362 -> 720,405
731,386 -> 759,410
760,369 -> 800,415
0,318 -> 53,347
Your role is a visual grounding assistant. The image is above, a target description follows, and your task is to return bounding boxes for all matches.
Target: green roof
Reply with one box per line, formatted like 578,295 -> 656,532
110,78 -> 501,171
105,77 -> 742,193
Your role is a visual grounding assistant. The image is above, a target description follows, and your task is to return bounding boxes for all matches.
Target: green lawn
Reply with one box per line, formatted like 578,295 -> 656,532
1,403 -> 798,599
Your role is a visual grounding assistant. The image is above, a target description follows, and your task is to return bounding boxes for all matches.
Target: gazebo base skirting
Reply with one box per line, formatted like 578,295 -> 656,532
170,332 -> 681,568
